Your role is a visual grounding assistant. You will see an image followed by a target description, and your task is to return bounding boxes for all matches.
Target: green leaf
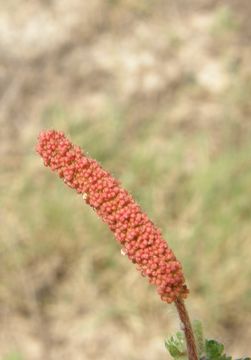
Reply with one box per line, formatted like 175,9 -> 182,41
167,343 -> 184,357
164,321 -> 248,360
165,332 -> 187,359
206,339 -> 224,356
193,320 -> 205,355
205,339 -> 232,360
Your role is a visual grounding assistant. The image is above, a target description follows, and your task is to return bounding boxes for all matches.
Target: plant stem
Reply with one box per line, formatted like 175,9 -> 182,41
174,298 -> 199,360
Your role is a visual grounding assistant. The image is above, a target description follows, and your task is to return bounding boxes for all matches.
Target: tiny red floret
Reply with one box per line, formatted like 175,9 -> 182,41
36,130 -> 189,303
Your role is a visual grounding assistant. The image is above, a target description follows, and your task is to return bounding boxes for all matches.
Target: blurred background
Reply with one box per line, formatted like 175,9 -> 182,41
1,0 -> 251,359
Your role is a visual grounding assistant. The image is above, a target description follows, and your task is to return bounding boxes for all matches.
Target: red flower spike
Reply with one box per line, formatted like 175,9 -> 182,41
36,130 -> 189,303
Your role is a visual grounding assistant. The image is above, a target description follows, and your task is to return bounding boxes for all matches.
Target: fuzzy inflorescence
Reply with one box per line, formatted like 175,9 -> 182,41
36,130 -> 189,303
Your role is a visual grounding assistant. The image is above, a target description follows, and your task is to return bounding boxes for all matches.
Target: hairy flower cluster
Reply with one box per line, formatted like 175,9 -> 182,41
36,130 -> 189,303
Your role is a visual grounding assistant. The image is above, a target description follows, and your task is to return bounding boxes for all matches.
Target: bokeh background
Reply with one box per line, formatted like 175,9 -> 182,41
1,1 -> 251,359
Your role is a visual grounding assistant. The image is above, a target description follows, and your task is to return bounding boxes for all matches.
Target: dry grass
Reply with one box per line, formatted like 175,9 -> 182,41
1,1 -> 251,359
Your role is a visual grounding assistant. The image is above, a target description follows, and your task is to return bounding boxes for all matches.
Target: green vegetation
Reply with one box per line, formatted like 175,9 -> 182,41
2,352 -> 24,360
2,106 -> 251,326
1,1 -> 251,358
165,321 -> 248,359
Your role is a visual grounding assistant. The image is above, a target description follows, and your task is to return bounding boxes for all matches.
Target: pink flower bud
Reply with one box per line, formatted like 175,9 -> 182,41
36,130 -> 189,303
